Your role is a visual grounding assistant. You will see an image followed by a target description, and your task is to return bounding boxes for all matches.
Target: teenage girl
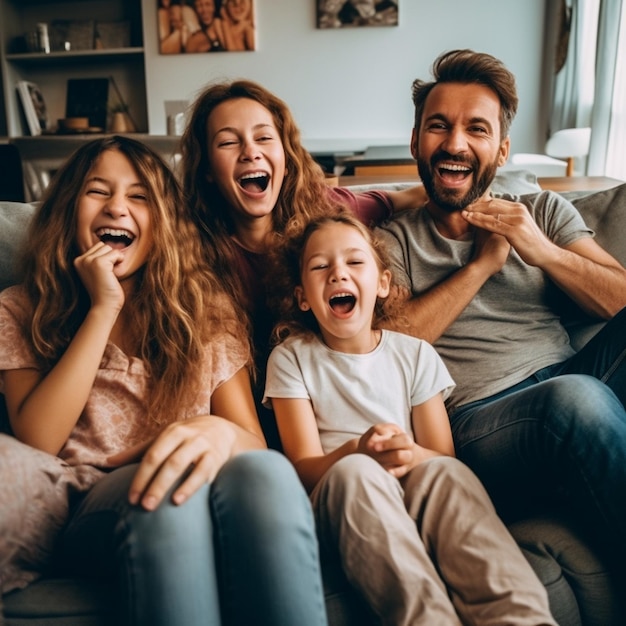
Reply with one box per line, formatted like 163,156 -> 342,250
0,136 -> 327,626
263,211 -> 557,626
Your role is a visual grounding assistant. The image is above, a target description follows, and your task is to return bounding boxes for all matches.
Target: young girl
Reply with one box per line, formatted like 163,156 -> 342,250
180,78 -> 425,446
0,136 -> 327,626
263,212 -> 557,626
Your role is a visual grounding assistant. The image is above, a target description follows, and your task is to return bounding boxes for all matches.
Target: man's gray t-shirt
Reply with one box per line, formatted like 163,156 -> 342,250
376,191 -> 594,412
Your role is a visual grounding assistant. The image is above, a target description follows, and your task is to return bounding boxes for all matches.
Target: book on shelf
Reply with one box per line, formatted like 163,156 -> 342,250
16,81 -> 49,136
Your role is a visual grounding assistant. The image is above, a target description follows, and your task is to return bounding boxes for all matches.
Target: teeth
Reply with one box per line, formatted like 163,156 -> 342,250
330,292 -> 353,300
440,163 -> 471,172
96,228 -> 135,239
240,172 -> 267,181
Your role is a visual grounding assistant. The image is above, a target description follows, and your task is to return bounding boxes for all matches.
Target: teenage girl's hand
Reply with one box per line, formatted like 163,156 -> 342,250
74,242 -> 125,312
108,367 -> 264,510
108,415 -> 242,511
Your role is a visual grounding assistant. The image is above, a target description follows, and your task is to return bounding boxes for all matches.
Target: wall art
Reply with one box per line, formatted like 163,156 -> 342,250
158,0 -> 256,54
317,0 -> 398,28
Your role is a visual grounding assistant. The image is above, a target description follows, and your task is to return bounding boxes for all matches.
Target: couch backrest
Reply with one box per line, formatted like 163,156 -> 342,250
1,176 -> 625,347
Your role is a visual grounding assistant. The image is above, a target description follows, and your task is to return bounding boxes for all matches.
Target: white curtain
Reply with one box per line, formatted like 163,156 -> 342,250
550,0 -> 599,132
592,2 -> 626,177
550,0 -> 626,177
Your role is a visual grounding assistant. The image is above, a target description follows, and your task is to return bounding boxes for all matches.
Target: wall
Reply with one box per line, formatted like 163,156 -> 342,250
142,0 -> 551,154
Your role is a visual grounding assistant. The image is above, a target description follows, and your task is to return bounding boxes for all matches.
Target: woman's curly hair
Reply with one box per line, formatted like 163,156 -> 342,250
180,79 -> 337,318
267,210 -> 399,346
18,135 -> 250,424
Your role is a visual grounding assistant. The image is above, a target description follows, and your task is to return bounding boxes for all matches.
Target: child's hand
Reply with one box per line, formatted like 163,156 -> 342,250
74,242 -> 125,311
358,423 -> 415,476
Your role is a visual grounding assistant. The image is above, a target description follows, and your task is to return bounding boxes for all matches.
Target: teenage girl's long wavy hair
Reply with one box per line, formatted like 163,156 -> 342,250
19,135 -> 249,423
268,211 -> 397,345
180,79 -> 337,315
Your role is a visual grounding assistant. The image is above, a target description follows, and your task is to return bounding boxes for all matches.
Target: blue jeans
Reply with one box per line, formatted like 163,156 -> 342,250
450,307 -> 626,558
60,450 -> 328,626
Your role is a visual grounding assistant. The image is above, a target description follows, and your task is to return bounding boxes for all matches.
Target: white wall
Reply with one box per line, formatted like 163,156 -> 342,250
142,0 -> 550,154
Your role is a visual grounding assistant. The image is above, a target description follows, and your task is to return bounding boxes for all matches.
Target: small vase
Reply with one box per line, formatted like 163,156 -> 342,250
111,111 -> 135,133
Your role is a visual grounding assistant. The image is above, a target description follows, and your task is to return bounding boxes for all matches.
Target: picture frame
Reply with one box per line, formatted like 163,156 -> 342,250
317,0 -> 398,29
16,81 -> 48,136
158,0 -> 256,54
65,77 -> 110,131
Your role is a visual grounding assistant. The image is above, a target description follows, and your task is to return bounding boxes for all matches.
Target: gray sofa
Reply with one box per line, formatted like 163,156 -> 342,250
2,172 -> 626,625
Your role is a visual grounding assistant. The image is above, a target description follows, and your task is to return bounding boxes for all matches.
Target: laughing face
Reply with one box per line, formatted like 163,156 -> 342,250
75,149 -> 152,285
206,97 -> 286,236
296,222 -> 390,354
413,82 -> 509,213
224,0 -> 252,22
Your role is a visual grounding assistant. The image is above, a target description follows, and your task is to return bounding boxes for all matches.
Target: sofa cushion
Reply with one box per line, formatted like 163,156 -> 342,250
0,201 -> 36,292
3,578 -> 115,624
509,515 -> 625,626
569,183 -> 626,267
558,183 -> 626,349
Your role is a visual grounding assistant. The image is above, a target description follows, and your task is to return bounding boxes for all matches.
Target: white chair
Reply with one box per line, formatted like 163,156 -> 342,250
505,127 -> 591,178
545,127 -> 591,176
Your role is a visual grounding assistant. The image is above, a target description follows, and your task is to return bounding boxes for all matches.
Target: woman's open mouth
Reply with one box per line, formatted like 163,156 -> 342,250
238,172 -> 270,192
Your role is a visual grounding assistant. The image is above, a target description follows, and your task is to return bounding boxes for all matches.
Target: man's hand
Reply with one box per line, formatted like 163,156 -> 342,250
463,198 -> 555,268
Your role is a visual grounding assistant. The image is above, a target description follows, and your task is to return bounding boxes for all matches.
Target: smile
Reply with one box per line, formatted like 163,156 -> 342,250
238,171 -> 269,192
329,292 -> 356,314
96,227 -> 135,248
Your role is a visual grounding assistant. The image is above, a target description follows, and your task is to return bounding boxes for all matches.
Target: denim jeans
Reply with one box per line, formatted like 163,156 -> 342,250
60,450 -> 328,626
450,307 -> 626,559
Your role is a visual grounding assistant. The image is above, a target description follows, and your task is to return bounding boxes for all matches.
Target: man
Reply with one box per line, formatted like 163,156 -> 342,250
377,49 -> 626,561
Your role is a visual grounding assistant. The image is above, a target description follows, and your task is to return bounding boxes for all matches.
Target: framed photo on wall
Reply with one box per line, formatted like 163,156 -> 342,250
158,0 -> 256,54
317,0 -> 398,28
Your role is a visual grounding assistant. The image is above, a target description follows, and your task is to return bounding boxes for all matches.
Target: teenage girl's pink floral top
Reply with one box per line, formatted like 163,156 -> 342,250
0,285 -> 249,469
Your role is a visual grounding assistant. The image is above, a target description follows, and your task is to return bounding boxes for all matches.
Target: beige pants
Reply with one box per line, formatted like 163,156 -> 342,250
312,455 -> 556,626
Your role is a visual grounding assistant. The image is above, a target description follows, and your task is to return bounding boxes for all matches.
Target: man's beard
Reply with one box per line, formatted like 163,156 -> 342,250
418,151 -> 498,213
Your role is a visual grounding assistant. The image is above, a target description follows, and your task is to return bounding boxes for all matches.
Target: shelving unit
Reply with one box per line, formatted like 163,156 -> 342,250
0,0 -> 148,137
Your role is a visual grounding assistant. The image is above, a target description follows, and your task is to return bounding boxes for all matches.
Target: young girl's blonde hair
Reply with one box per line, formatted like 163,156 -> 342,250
19,135 -> 249,423
269,211 -> 395,344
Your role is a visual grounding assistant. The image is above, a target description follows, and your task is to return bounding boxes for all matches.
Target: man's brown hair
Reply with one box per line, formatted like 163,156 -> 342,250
412,49 -> 519,141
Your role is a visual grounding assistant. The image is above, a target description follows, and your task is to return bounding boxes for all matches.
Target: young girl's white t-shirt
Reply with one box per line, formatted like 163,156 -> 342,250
264,329 -> 454,454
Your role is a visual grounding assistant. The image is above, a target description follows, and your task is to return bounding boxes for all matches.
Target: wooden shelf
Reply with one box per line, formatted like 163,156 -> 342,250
6,48 -> 145,63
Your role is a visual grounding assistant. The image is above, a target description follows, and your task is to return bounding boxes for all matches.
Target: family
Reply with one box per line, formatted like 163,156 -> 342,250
159,0 -> 255,54
1,49 -> 625,625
